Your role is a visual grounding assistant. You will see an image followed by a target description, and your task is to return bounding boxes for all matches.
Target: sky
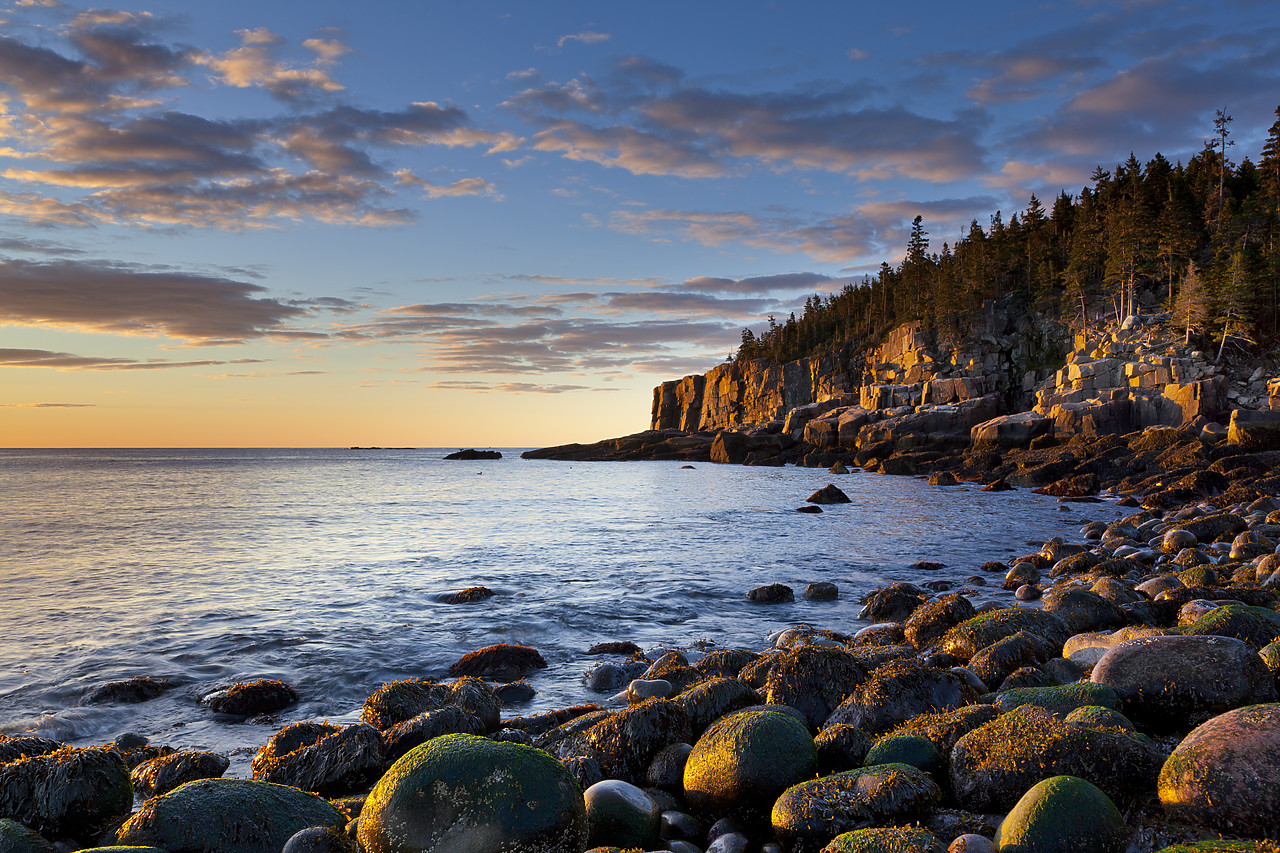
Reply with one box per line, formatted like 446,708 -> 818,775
1,0 -> 1278,447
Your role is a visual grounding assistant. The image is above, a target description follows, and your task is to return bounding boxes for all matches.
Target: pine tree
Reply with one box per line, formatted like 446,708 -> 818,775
1175,261 -> 1210,345
1214,107 -> 1235,227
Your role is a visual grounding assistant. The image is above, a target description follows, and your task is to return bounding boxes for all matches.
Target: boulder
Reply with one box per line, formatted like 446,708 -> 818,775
994,775 -> 1127,853
203,679 -> 297,716
131,750 -> 229,798
82,676 -> 169,705
1181,604 -> 1280,650
358,734 -> 586,853
441,586 -> 496,604
117,778 -> 345,853
862,736 -> 943,778
251,722 -> 385,796
748,584 -> 795,603
807,484 -> 851,505
384,706 -> 489,762
0,819 -> 56,853
819,827 -> 946,853
0,738 -> 60,765
949,706 -> 1163,812
823,658 -> 975,735
449,643 -> 548,679
1091,635 -> 1276,731
883,704 -> 999,755
992,683 -> 1119,718
674,678 -> 760,737
814,725 -> 873,775
0,746 -> 131,842
859,584 -> 928,622
940,609 -> 1071,661
711,432 -> 749,464
645,742 -> 693,795
1042,588 -> 1125,634
361,679 -> 453,730
903,594 -> 977,650
771,764 -> 941,853
763,646 -> 867,730
581,699 -> 692,784
1159,703 -> 1280,838
971,413 -> 1052,448
683,707 -> 817,821
583,780 -> 660,850
1227,409 -> 1280,451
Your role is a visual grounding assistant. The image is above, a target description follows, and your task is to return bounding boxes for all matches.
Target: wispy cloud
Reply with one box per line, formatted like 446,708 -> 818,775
0,347 -> 266,370
556,31 -> 611,48
0,402 -> 94,408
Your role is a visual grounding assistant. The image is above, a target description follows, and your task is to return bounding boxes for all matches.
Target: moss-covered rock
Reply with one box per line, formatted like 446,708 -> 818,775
903,594 -> 977,650
130,750 -> 229,798
250,721 -> 385,796
358,733 -> 586,853
1091,635 -> 1276,731
941,609 -> 1071,662
117,778 -> 344,853
683,707 -> 816,821
824,658 -> 975,734
0,818 -> 56,853
0,746 -> 132,842
863,736 -> 943,778
1182,605 -> 1280,650
1063,705 -> 1137,732
763,646 -> 867,730
818,826 -> 946,853
1159,703 -> 1280,838
583,780 -> 659,850
674,678 -> 760,738
859,584 -> 928,622
1149,842 -> 1280,852
883,704 -> 999,755
992,683 -> 1119,718
772,765 -> 941,853
949,705 -> 1163,812
994,775 -> 1127,853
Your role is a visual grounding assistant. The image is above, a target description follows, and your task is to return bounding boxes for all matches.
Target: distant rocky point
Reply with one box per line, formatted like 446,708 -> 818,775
444,449 -> 502,460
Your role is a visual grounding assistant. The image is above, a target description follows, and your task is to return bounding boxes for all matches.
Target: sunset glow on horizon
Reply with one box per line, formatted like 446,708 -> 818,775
2,0 -> 1277,447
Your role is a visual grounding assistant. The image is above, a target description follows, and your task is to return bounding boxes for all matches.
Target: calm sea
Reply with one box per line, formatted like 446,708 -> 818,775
0,448 -> 1122,774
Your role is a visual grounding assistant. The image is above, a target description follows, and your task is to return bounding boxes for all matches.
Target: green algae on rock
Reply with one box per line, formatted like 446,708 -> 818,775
116,777 -> 344,853
358,733 -> 586,853
0,818 -> 57,853
862,735 -> 943,778
991,682 -> 1119,718
994,775 -> 1127,853
772,764 -> 941,853
683,707 -> 816,821
818,826 -> 946,853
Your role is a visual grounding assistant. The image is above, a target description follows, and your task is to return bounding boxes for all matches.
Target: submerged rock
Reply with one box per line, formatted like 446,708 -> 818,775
358,733 -> 586,853
82,676 -> 169,705
203,679 -> 298,716
117,777 -> 345,853
441,586 -> 496,604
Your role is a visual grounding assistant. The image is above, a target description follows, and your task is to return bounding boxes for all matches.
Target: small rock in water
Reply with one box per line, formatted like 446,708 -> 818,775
587,641 -> 642,656
913,561 -> 946,572
1015,584 -> 1042,601
82,675 -> 169,705
449,643 -> 547,679
981,478 -> 1013,492
440,586 -> 496,604
203,679 -> 298,716
803,582 -> 838,601
443,449 -> 501,460
796,505 -> 824,513
747,584 -> 795,603
829,462 -> 849,475
495,679 -> 536,704
806,484 -> 851,504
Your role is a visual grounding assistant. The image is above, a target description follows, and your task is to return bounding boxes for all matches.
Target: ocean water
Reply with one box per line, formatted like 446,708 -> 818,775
0,448 -> 1124,774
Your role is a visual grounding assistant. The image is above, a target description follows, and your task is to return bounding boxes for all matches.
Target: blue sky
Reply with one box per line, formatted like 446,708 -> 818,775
1,0 -> 1278,446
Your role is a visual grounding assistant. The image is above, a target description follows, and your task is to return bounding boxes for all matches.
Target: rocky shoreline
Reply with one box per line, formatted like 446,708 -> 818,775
2,430 -> 1280,851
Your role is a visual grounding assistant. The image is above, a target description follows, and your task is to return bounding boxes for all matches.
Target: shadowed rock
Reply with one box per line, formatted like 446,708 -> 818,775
131,749 -> 229,798
251,721 -> 386,796
0,746 -> 132,841
204,679 -> 298,716
449,643 -> 548,679
82,675 -> 170,705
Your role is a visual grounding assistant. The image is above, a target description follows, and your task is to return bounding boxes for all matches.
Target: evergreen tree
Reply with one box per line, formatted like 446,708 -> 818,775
1175,261 -> 1210,345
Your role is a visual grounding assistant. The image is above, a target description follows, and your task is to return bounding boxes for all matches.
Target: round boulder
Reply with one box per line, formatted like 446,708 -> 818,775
131,749 -> 230,798
763,645 -> 867,730
823,658 -> 975,735
820,827 -> 945,853
449,643 -> 547,679
683,707 -> 817,821
117,778 -> 345,853
904,594 -> 977,650
0,746 -> 131,842
203,679 -> 297,716
1158,703 -> 1280,838
994,775 -> 1127,853
583,780 -> 660,850
358,733 -> 586,853
772,764 -> 941,853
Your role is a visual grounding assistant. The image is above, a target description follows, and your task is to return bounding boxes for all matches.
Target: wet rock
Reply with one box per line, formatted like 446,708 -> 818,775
358,733 -> 586,853
0,737 -> 61,765
491,728 -> 534,746
82,676 -> 169,705
764,646 -> 868,730
820,827 -> 946,853
772,764 -> 941,853
859,584 -> 928,622
117,778 -> 345,853
561,755 -> 605,791
823,658 -> 975,735
251,722 -> 385,797
0,746 -> 131,842
496,679 -> 536,704
967,631 -> 1052,689
627,678 -> 673,702
584,780 -> 660,850
940,608 -> 1071,662
1181,604 -> 1280,650
1064,705 -> 1137,732
440,586 -> 496,604
585,661 -> 646,693
282,825 -> 361,853
675,677 -> 760,738
660,809 -> 705,842
361,679 -> 453,730
949,705 -> 1164,812
587,641 -> 643,656
904,594 -> 977,650
998,666 -> 1051,691
1158,703 -> 1280,839
1042,587 -> 1126,634
804,582 -> 839,601
694,649 -> 759,679
507,704 -> 602,738
1015,584 -> 1041,601
203,678 -> 297,716
683,707 -> 817,821
807,484 -> 851,504
748,584 -> 795,603
645,742 -> 693,795
883,704 -> 999,755
583,699 -> 692,784
947,833 -> 996,853
443,449 -> 501,460
1091,635 -> 1276,731
535,710 -> 612,758
0,818 -> 56,853
797,505 -> 824,514
994,775 -> 1127,853
1003,562 -> 1040,589
449,643 -> 548,679
446,677 -> 502,731
814,724 -> 873,774
131,749 -> 229,798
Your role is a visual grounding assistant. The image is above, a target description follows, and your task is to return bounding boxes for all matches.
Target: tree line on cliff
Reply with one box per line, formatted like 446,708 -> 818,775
735,107 -> 1280,367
